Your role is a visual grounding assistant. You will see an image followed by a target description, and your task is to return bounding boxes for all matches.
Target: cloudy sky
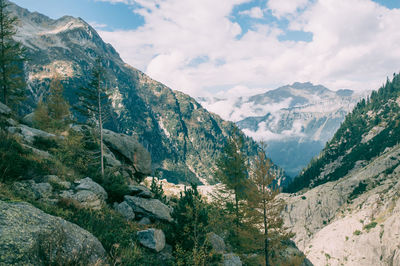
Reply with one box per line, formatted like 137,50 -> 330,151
12,0 -> 400,97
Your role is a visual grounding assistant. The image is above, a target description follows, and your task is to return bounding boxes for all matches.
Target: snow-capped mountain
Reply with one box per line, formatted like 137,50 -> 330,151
198,82 -> 369,177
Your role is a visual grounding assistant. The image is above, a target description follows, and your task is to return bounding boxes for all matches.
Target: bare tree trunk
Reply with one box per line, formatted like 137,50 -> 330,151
97,76 -> 104,178
263,198 -> 269,266
0,6 -> 7,105
235,189 -> 240,246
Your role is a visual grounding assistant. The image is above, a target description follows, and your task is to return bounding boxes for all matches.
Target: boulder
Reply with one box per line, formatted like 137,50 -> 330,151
128,185 -> 154,198
43,175 -> 71,190
102,129 -> 151,176
0,102 -> 11,115
137,228 -> 165,252
12,180 -> 53,200
113,201 -> 135,221
60,190 -> 103,210
75,177 -> 108,201
7,124 -> 56,144
138,217 -> 151,225
124,196 -> 172,222
206,232 -> 226,253
0,200 -> 106,265
223,253 -> 242,266
59,177 -> 107,210
22,112 -> 35,126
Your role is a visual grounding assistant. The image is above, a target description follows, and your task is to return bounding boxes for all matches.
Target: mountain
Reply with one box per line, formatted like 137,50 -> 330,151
198,82 -> 367,177
6,1 -> 266,185
287,74 -> 400,192
280,74 -> 400,265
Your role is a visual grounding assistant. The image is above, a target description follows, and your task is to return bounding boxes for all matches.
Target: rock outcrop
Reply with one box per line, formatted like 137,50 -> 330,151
0,200 -> 106,265
223,253 -> 242,266
137,228 -> 166,252
7,124 -> 56,144
102,129 -> 152,176
124,195 -> 172,222
282,143 -> 400,265
113,201 -> 135,221
60,177 -> 107,210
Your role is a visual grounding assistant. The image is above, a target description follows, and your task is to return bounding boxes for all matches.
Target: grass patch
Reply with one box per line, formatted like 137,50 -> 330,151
363,221 -> 378,231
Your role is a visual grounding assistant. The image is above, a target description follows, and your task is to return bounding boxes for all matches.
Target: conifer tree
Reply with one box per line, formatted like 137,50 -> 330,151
33,75 -> 70,132
170,185 -> 211,266
75,58 -> 110,178
0,0 -> 26,107
47,76 -> 70,129
213,127 -> 250,247
249,142 -> 293,265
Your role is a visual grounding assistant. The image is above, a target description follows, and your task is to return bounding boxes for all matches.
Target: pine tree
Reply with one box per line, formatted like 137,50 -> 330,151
47,76 -> 70,130
170,185 -> 214,266
213,127 -> 250,247
249,143 -> 295,264
33,76 -> 70,132
0,0 -> 26,107
75,58 -> 110,178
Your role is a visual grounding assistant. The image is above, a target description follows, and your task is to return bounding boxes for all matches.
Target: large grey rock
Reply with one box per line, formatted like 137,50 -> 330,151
22,112 -> 35,126
102,129 -> 151,175
137,228 -> 165,252
128,185 -> 154,198
60,190 -> 103,210
43,175 -> 71,190
13,180 -> 53,200
223,253 -> 242,266
206,232 -> 226,253
75,177 -> 108,201
59,178 -> 107,210
124,196 -> 172,222
113,201 -> 135,221
0,200 -> 106,265
0,102 -> 11,115
7,124 -> 56,144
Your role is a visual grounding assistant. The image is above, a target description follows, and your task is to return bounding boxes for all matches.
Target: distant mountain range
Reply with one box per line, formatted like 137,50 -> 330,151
199,82 -> 369,177
7,0 -> 273,185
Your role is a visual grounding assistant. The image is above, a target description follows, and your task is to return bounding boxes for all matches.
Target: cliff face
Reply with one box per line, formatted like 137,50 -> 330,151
281,143 -> 400,265
8,1 -> 263,184
281,75 -> 400,265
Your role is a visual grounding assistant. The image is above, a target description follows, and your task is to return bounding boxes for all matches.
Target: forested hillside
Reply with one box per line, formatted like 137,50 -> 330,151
287,73 -> 400,192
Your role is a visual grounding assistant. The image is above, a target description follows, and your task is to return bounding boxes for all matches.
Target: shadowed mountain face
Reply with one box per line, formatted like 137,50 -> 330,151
199,82 -> 367,178
7,1 -> 266,184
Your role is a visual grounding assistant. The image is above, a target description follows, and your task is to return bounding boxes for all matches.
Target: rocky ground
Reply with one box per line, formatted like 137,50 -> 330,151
282,143 -> 400,265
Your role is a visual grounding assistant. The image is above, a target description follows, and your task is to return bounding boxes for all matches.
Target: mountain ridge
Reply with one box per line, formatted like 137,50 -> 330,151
198,82 -> 368,177
7,0 -> 275,185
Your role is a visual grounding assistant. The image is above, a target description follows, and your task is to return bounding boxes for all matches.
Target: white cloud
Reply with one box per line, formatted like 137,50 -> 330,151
89,21 -> 108,29
98,0 -> 400,98
239,7 -> 264,19
94,0 -> 133,4
267,0 -> 310,18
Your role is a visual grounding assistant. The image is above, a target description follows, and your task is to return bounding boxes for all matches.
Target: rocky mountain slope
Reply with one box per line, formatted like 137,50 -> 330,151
199,82 -> 366,177
280,74 -> 400,265
287,74 -> 400,192
7,0 -> 264,184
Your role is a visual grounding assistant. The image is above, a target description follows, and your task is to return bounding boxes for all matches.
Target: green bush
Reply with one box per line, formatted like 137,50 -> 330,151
363,222 -> 377,231
0,131 -> 46,182
99,173 -> 130,203
32,135 -> 59,151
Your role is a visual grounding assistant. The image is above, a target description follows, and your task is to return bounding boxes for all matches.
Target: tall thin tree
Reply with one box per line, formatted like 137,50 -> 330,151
249,142 -> 292,265
0,0 -> 26,107
213,127 -> 249,246
75,58 -> 109,178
